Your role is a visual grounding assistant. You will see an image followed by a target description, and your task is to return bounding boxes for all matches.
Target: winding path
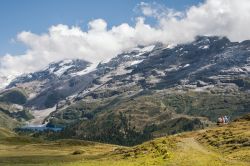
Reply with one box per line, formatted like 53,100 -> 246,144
167,137 -> 247,166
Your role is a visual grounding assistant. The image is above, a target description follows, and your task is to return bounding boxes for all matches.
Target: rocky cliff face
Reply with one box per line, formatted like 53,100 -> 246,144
5,36 -> 250,109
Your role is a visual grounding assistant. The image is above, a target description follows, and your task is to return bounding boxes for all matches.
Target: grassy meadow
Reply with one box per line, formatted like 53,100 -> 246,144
0,115 -> 249,166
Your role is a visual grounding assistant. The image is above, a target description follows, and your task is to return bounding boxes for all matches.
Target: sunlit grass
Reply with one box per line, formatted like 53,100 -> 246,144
0,117 -> 249,166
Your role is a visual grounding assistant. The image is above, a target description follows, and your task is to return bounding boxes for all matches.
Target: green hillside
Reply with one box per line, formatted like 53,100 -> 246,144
0,111 -> 20,129
45,90 -> 249,145
0,114 -> 249,166
0,127 -> 16,139
0,102 -> 33,129
0,88 -> 27,105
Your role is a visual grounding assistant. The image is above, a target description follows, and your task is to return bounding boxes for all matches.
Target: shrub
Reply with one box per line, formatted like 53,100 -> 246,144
72,149 -> 84,155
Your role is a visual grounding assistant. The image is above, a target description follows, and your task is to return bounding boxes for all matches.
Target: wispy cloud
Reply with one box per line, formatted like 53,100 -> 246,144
135,2 -> 183,19
1,0 -> 250,80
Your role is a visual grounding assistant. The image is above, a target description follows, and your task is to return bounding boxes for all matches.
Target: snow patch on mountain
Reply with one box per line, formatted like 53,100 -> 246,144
132,45 -> 155,52
124,45 -> 156,57
71,63 -> 98,76
221,66 -> 250,74
54,65 -> 74,77
59,59 -> 73,66
131,60 -> 144,66
183,64 -> 190,68
199,45 -> 210,49
167,44 -> 177,49
243,65 -> 250,72
140,45 -> 155,52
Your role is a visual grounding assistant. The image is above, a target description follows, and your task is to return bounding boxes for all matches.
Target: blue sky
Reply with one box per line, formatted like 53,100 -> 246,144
0,0 -> 203,55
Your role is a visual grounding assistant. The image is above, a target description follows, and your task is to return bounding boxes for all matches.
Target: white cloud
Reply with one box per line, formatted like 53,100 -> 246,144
1,0 -> 250,82
136,2 -> 183,19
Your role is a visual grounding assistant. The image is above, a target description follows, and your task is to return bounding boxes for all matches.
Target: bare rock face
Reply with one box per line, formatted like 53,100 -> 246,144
3,36 -> 250,109
4,59 -> 92,109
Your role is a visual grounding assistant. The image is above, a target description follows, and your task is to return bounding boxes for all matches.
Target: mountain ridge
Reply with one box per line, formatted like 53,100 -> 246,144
0,35 -> 250,145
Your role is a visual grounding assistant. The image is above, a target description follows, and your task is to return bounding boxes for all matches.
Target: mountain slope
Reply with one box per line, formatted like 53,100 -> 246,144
3,59 -> 92,109
0,111 -> 20,129
0,127 -> 16,138
0,88 -> 27,105
0,101 -> 33,129
1,36 -> 250,146
0,114 -> 249,166
42,36 -> 250,145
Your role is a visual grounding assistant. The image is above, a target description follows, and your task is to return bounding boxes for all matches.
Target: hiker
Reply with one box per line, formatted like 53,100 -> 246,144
217,115 -> 230,125
221,116 -> 225,124
224,116 -> 229,123
217,117 -> 222,125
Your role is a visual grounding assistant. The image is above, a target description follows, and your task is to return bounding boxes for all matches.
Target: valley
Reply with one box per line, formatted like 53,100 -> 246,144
0,114 -> 249,166
1,0 -> 250,165
0,36 -> 250,165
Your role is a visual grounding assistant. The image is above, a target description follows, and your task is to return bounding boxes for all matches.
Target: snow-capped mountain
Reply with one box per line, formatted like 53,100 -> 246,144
1,44 -> 157,109
2,36 -> 250,110
72,36 -> 250,103
8,59 -> 90,87
2,59 -> 94,108
1,36 -> 250,143
45,36 -> 250,143
0,59 -> 91,90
